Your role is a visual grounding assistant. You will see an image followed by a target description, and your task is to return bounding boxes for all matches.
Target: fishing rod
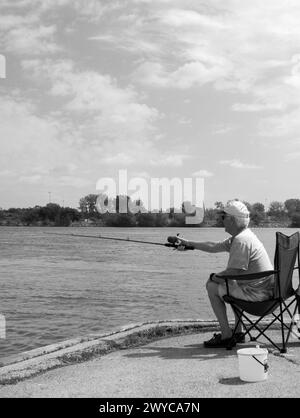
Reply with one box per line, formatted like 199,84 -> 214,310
45,232 -> 194,250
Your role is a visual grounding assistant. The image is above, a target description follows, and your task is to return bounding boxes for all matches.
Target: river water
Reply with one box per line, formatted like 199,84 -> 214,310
0,226 -> 298,358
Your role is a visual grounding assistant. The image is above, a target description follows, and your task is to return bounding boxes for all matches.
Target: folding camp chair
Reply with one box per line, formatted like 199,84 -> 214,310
222,232 -> 300,353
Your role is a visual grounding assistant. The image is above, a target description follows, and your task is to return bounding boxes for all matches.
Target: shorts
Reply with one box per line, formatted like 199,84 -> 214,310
218,277 -> 274,302
218,280 -> 250,300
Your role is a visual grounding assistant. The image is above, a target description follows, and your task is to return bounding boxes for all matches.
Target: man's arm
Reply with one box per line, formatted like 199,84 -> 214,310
176,237 -> 227,253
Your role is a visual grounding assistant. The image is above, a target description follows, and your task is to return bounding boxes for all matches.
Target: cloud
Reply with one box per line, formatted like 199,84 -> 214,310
131,171 -> 151,179
0,0 -> 116,20
0,170 -> 16,177
58,176 -> 92,188
285,151 -> 300,161
134,60 -> 228,89
0,4 -> 60,56
150,154 -> 189,167
100,153 -> 136,166
10,56 -> 171,178
19,175 -> 42,184
213,124 -> 236,135
0,14 -> 38,30
284,54 -> 300,88
232,102 -> 285,112
4,25 -> 59,55
22,58 -> 160,146
193,170 -> 214,177
0,95 -> 77,177
0,0 -> 120,57
171,61 -> 226,89
219,159 -> 262,169
158,8 -> 227,29
259,108 -> 300,137
178,117 -> 192,125
89,34 -> 161,56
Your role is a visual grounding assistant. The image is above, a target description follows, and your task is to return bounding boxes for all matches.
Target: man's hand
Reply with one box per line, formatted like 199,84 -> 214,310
175,237 -> 190,251
176,236 -> 189,246
167,236 -> 195,250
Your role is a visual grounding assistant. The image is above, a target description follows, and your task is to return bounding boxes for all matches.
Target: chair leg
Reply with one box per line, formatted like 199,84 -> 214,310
279,300 -> 286,353
285,300 -> 299,345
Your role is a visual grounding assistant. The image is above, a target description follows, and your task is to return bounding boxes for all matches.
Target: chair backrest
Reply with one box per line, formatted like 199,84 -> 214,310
274,232 -> 300,299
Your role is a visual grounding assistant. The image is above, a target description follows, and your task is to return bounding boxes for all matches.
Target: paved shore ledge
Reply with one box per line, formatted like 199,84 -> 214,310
0,319 -> 300,397
0,320 -> 221,385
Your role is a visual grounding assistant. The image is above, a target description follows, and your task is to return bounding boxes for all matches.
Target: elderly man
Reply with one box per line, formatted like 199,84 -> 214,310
177,200 -> 274,348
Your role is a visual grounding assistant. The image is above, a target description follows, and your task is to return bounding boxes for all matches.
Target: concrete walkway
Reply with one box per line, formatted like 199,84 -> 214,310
0,320 -> 300,398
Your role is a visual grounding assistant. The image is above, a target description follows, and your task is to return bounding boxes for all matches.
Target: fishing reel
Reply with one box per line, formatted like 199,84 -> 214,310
165,235 -> 194,251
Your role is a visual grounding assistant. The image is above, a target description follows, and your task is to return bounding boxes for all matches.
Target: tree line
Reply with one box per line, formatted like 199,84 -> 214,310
1,196 -> 300,227
0,204 -> 81,227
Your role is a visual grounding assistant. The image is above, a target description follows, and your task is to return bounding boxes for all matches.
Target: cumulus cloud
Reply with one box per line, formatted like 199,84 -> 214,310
232,102 -> 285,112
21,58 -> 160,147
0,3 -> 61,56
219,160 -> 262,169
134,60 -> 228,89
193,170 -> 214,177
0,14 -> 38,30
0,95 -> 77,179
0,0 -> 121,57
259,108 -> 300,137
100,153 -> 136,166
150,154 -> 189,167
158,8 -> 227,29
0,90 -> 162,188
89,34 -> 161,56
0,0 -> 116,20
285,151 -> 300,161
213,124 -> 236,135
3,25 -> 59,55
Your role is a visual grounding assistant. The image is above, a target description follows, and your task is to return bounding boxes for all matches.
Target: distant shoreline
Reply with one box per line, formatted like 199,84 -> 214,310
0,222 -> 295,228
1,199 -> 299,228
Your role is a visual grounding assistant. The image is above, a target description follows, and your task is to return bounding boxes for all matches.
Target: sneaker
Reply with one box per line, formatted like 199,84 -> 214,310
203,333 -> 236,348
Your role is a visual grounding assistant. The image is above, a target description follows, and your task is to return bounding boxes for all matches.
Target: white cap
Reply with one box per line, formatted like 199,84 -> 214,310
223,200 -> 250,218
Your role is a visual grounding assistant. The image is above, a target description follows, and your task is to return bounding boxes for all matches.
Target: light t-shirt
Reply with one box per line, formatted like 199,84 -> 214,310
215,228 -> 274,301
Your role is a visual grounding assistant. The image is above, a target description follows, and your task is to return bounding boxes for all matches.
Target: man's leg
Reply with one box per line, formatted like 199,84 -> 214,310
206,278 -> 232,339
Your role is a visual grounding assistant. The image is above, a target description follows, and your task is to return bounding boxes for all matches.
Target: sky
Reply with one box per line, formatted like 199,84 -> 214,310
0,0 -> 300,210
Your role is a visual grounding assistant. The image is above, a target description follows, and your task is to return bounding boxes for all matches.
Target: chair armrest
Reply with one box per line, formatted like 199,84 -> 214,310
215,270 -> 277,281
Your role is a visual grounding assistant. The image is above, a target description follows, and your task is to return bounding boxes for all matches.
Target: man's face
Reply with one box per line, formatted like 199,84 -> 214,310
220,212 -> 233,233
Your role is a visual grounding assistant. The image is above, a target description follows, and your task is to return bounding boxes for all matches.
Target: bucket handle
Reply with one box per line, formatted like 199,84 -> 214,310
252,355 -> 269,373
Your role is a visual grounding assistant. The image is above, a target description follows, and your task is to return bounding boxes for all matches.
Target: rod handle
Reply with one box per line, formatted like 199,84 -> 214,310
166,236 -> 194,250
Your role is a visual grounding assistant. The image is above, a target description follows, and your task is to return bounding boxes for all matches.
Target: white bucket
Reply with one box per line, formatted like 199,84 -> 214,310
237,346 -> 269,382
